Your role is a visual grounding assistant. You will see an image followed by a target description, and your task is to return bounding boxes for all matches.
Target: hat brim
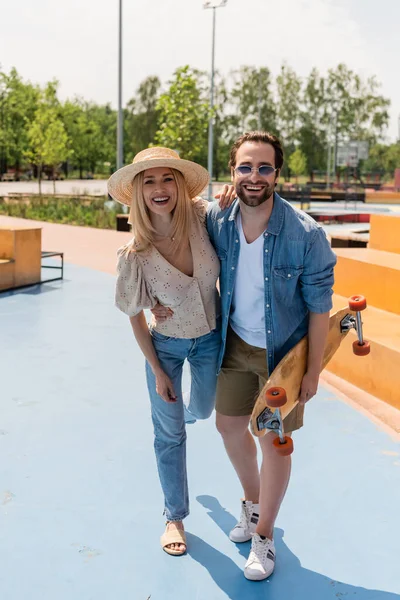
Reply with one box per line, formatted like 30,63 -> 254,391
107,158 -> 210,206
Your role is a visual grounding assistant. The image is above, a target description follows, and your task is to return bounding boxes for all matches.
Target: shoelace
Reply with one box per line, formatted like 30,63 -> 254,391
235,503 -> 251,530
250,536 -> 273,562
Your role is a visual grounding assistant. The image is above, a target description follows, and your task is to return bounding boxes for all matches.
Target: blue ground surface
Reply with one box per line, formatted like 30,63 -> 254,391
1,264 -> 399,600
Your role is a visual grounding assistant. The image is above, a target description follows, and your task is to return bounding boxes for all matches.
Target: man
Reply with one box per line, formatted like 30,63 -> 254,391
206,131 -> 337,581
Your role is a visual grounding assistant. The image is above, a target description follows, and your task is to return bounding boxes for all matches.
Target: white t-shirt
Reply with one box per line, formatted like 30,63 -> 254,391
230,212 -> 266,349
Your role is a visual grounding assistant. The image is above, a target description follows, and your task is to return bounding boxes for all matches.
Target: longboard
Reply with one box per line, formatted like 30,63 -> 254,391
250,295 -> 370,455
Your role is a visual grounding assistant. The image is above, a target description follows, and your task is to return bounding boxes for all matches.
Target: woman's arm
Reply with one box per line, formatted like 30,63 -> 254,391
129,311 -> 177,403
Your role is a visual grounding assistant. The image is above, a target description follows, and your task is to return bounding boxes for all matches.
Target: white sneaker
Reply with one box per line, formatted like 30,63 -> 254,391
229,500 -> 259,543
244,533 -> 276,581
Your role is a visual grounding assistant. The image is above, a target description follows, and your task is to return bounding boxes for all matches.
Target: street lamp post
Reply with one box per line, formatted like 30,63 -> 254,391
203,0 -> 227,200
117,0 -> 124,170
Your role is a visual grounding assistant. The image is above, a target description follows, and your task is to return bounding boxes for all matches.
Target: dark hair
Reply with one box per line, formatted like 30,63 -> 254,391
229,131 -> 284,171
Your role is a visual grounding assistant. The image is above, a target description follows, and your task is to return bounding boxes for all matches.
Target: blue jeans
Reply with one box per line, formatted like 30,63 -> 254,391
145,326 -> 221,522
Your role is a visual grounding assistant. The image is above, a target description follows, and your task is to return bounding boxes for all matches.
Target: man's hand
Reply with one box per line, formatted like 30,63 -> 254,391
298,370 -> 320,405
215,184 -> 236,209
151,302 -> 173,323
154,368 -> 177,403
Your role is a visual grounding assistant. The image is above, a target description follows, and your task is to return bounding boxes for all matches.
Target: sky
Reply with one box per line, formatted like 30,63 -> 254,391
1,0 -> 399,141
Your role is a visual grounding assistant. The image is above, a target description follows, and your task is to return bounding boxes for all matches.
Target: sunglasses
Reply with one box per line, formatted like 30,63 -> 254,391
235,165 -> 278,177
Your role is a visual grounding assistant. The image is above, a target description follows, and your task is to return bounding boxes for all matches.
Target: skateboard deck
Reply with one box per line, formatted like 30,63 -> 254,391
250,297 -> 369,454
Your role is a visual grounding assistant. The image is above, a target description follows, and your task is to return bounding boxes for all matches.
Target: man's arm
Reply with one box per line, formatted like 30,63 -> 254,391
299,311 -> 330,404
299,227 -> 337,404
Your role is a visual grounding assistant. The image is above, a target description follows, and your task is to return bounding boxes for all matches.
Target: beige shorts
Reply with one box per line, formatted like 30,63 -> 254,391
216,326 -> 304,433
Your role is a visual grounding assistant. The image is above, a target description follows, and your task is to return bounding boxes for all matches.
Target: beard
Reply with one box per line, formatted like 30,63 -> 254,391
235,180 -> 275,207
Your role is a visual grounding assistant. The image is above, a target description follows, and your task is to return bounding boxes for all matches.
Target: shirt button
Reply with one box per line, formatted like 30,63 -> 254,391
288,273 -> 292,278
264,233 -> 268,237
265,249 -> 269,253
265,277 -> 269,281
228,292 -> 231,295
266,304 -> 270,308
235,239 -> 239,243
231,267 -> 235,270
268,330 -> 271,334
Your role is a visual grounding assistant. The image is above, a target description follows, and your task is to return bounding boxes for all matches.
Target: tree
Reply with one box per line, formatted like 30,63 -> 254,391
125,76 -> 161,161
0,67 -> 39,177
298,68 -> 328,178
63,99 -> 115,177
288,148 -> 307,183
42,120 -> 70,193
364,143 -> 400,178
325,64 -> 390,146
26,82 -> 70,194
230,66 -> 277,135
154,66 -> 209,164
276,64 -> 302,171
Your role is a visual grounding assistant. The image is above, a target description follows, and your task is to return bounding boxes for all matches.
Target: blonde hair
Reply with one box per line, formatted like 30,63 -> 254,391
127,168 -> 195,253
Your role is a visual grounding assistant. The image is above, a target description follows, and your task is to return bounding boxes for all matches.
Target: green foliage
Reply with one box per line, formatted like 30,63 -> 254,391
364,143 -> 400,174
25,81 -> 71,193
125,76 -> 161,161
289,148 -> 307,179
0,195 -> 118,229
0,68 -> 39,174
276,64 -> 302,157
155,66 -> 209,164
230,66 -> 277,134
324,64 -> 390,145
0,62 -> 395,184
62,99 -> 115,176
298,68 -> 327,175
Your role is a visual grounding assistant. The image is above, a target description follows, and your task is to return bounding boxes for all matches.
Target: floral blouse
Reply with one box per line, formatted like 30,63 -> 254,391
115,199 -> 220,339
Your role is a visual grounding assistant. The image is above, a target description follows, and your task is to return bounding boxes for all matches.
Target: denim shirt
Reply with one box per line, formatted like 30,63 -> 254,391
206,193 -> 337,375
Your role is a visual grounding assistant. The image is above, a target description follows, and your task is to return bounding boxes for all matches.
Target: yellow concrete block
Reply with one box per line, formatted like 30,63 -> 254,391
365,191 -> 400,203
326,294 -> 400,410
0,259 -> 15,290
13,228 -> 42,287
0,227 -> 42,289
369,214 -> 400,254
333,248 -> 400,315
0,229 -> 15,259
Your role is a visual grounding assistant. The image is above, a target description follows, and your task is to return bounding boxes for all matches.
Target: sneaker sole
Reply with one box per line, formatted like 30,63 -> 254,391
229,532 -> 252,543
244,568 -> 274,581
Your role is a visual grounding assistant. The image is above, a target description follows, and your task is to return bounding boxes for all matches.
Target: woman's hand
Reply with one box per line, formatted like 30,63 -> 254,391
154,368 -> 177,403
215,184 -> 237,209
151,302 -> 174,324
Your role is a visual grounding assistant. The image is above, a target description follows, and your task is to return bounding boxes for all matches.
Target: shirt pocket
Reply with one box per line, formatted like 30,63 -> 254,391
273,266 -> 304,304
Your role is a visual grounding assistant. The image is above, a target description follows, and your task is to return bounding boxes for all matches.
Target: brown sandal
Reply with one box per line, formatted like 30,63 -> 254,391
160,523 -> 187,556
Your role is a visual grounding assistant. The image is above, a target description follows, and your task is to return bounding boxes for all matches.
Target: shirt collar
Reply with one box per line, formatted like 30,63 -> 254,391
228,192 -> 284,236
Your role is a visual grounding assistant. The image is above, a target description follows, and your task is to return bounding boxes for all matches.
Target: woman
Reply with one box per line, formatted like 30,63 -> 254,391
108,147 -> 234,556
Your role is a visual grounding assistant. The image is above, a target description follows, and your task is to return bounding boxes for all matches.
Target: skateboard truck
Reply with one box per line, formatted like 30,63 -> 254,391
256,388 -> 294,456
340,295 -> 371,356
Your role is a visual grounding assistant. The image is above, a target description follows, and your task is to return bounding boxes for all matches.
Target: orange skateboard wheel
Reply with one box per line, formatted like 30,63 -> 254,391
349,295 -> 367,311
352,340 -> 371,356
273,436 -> 294,456
265,387 -> 287,408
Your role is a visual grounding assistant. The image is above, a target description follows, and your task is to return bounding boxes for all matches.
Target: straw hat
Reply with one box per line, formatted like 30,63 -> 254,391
107,147 -> 209,206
